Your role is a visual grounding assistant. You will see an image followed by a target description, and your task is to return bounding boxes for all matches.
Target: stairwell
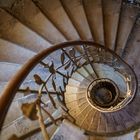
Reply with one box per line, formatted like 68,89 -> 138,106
0,0 -> 140,140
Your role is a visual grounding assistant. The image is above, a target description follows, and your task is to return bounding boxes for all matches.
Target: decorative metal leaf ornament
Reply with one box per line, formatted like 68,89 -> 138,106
64,61 -> 71,69
52,78 -> 56,91
49,61 -> 55,74
61,52 -> 65,65
69,48 -> 75,57
21,102 -> 38,120
34,74 -> 44,85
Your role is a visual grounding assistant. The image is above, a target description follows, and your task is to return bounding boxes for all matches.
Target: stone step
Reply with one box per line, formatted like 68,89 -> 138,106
104,113 -> 116,133
0,82 -> 8,93
0,107 -> 61,140
84,64 -> 96,75
32,0 -> 80,41
0,61 -> 51,86
66,98 -> 87,111
3,93 -> 58,127
104,111 -> 134,133
89,131 -> 135,140
65,92 -> 86,103
51,119 -> 88,140
0,8 -> 51,53
0,62 -> 21,82
68,78 -> 81,87
65,98 -> 87,111
3,0 -> 66,44
61,0 -> 92,40
126,95 -> 140,118
80,108 -> 95,130
66,85 -> 86,94
0,107 -> 62,140
119,110 -> 135,128
74,104 -> 90,118
115,3 -> 139,56
0,38 -> 36,64
88,111 -> 101,132
69,101 -> 89,117
3,96 -> 23,127
126,95 -> 140,123
68,77 -> 89,88
102,0 -> 122,50
122,18 -> 140,67
75,105 -> 92,126
83,0 -> 104,44
97,113 -> 107,133
71,71 -> 91,84
25,121 -> 58,140
111,112 -> 125,131
24,131 -> 43,140
77,67 -> 92,81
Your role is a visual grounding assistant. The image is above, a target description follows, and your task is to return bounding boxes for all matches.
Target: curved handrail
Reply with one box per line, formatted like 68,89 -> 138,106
0,40 -> 138,136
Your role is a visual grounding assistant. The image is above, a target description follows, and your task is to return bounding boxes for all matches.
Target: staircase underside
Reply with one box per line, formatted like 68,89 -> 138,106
0,0 -> 140,140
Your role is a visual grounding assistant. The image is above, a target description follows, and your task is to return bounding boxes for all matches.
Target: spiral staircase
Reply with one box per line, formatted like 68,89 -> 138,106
0,0 -> 140,140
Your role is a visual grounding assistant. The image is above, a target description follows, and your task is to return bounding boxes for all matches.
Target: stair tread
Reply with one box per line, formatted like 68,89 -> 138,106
69,101 -> 89,117
0,62 -> 21,82
84,64 -> 95,74
61,0 -> 92,40
1,107 -> 62,140
72,103 -> 90,118
0,38 -> 36,64
51,119 -> 88,140
102,0 -> 122,50
115,4 -> 139,56
89,132 -> 135,140
71,71 -> 91,85
0,82 -> 8,93
65,93 -> 86,104
0,8 -> 51,53
77,67 -> 92,81
66,85 -> 86,93
97,113 -> 107,133
76,105 -> 92,126
104,113 -> 116,132
88,111 -> 100,131
24,131 -> 43,140
4,0 -> 66,44
66,99 -> 87,111
3,94 -> 58,127
80,108 -> 95,130
83,0 -> 104,44
123,18 -> 140,67
33,0 -> 80,41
